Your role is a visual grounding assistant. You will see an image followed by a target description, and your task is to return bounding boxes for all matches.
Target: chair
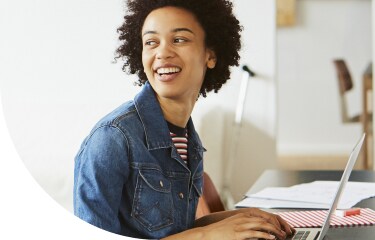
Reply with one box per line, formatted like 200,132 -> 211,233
195,172 -> 225,219
333,59 -> 361,123
333,59 -> 373,169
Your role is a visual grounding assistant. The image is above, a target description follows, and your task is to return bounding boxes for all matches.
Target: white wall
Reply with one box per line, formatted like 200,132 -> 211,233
0,0 -> 278,211
2,0 -> 371,215
373,0 -> 375,171
0,0 -> 135,212
277,0 -> 372,155
194,0 -> 278,204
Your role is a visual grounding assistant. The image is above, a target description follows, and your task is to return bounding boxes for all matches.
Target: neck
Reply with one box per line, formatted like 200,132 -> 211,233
157,96 -> 196,128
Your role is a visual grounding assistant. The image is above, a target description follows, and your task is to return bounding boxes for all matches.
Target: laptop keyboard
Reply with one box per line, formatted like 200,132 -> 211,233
292,230 -> 310,240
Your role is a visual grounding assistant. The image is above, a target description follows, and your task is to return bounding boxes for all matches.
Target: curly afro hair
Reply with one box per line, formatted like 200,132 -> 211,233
115,0 -> 242,97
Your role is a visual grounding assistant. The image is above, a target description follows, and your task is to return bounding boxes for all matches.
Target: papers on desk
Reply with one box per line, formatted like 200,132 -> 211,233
235,181 -> 375,209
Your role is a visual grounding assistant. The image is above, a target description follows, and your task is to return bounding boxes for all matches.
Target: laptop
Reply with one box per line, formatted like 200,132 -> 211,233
286,133 -> 365,240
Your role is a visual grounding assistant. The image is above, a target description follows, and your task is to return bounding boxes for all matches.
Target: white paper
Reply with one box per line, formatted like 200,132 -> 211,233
235,197 -> 330,209
238,181 -> 375,209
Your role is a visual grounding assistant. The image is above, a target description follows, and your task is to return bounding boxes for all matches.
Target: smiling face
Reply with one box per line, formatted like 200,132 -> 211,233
141,6 -> 216,102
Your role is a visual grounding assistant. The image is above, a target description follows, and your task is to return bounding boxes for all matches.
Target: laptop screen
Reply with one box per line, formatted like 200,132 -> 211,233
317,133 -> 365,240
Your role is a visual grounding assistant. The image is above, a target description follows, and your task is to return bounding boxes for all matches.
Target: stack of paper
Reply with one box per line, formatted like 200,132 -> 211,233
235,181 -> 375,209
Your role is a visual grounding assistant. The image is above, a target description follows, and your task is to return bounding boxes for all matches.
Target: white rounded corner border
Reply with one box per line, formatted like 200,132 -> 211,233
0,94 -> 136,239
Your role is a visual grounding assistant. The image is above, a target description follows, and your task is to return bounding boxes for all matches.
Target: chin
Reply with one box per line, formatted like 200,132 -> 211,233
158,92 -> 180,100
152,86 -> 177,98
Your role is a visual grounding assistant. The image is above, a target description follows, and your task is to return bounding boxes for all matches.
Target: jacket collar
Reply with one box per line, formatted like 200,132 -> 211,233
134,81 -> 205,153
134,82 -> 172,150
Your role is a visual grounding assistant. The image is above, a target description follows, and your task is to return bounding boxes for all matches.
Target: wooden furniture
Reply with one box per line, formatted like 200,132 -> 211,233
333,59 -> 361,123
242,170 -> 375,239
277,0 -> 296,27
195,172 -> 225,218
362,62 -> 373,169
333,59 -> 373,169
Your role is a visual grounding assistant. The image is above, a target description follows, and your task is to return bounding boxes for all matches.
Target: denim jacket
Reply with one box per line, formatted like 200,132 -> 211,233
73,82 -> 205,239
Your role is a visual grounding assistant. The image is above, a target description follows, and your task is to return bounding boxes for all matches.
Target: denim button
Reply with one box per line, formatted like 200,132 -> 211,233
159,180 -> 164,188
179,192 -> 184,199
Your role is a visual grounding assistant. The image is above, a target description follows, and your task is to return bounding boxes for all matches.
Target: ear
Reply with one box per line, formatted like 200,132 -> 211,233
206,49 -> 217,69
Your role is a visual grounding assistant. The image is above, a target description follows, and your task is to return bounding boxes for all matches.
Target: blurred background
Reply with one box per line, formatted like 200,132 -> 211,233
0,0 -> 373,213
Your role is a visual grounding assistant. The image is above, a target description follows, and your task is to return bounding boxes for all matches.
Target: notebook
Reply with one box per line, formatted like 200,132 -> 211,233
284,133 -> 365,240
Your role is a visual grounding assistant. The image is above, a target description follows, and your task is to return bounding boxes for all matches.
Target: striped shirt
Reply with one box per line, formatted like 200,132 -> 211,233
167,121 -> 188,165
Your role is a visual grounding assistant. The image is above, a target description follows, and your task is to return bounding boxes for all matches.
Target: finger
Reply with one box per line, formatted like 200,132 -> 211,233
241,213 -> 285,234
230,214 -> 287,240
236,221 -> 286,240
246,209 -> 282,230
276,215 -> 295,235
232,213 -> 266,224
240,216 -> 277,228
232,217 -> 267,230
237,211 -> 289,238
238,229 -> 276,240
241,209 -> 294,237
249,210 -> 294,235
263,214 -> 282,229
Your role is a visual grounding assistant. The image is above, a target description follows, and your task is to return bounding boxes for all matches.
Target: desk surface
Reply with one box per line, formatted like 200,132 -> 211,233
246,170 -> 375,239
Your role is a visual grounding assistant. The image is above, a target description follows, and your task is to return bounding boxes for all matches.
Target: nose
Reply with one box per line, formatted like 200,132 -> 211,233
156,41 -> 175,59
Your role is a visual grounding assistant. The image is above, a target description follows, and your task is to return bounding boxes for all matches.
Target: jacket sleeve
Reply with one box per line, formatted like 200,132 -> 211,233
73,125 -> 129,234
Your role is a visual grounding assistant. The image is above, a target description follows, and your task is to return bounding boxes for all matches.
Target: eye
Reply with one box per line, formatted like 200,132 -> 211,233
144,40 -> 157,46
174,38 -> 188,43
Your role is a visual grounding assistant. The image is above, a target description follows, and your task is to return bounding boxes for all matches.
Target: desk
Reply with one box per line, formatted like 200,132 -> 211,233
362,62 -> 373,169
245,170 -> 375,239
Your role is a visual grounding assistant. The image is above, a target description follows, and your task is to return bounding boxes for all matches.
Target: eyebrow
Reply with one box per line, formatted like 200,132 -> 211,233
173,28 -> 194,34
142,28 -> 195,37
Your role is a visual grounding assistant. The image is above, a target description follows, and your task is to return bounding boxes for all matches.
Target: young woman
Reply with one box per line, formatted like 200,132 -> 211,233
74,0 -> 295,239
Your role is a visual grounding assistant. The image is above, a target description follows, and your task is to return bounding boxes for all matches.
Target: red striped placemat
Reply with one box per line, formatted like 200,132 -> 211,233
275,208 -> 375,228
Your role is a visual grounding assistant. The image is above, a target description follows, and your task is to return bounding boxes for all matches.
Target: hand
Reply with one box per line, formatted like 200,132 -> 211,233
200,212 -> 287,240
237,208 -> 295,236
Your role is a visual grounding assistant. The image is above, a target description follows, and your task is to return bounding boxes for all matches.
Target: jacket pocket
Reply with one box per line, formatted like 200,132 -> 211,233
132,168 -> 174,231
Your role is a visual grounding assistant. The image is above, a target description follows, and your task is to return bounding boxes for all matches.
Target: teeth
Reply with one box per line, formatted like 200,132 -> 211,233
156,67 -> 181,74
